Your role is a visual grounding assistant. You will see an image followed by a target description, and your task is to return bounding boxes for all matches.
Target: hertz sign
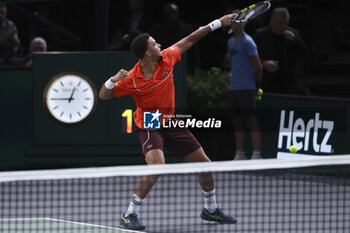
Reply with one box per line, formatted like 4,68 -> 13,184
278,110 -> 334,154
256,94 -> 350,159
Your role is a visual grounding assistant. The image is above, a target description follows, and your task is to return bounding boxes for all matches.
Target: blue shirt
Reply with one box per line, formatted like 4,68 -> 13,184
227,32 -> 258,90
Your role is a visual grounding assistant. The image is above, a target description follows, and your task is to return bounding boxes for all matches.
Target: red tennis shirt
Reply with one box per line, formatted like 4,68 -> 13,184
113,44 -> 181,129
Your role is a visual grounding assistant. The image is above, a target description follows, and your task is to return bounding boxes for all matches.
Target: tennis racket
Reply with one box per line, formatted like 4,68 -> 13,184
230,1 -> 271,23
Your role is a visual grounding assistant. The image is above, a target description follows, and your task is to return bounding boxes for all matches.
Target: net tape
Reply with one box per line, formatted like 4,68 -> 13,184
1,154 -> 350,182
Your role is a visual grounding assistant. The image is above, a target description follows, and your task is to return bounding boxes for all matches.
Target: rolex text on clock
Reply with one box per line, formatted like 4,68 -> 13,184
43,72 -> 98,125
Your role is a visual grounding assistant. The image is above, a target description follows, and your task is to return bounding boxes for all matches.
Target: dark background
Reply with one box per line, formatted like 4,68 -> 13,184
2,0 -> 350,98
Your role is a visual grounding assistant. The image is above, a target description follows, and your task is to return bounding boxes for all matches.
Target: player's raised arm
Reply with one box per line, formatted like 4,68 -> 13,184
175,13 -> 236,54
99,69 -> 129,100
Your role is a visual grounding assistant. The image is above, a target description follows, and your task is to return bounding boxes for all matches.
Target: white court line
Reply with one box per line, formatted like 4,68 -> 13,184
45,218 -> 143,232
0,217 -> 144,233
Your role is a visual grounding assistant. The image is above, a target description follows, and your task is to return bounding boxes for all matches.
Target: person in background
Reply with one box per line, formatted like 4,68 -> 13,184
0,3 -> 21,66
150,3 -> 200,73
108,0 -> 155,51
225,10 -> 263,160
24,37 -> 47,67
253,7 -> 307,94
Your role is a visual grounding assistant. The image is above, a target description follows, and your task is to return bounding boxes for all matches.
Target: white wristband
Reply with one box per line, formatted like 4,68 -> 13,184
208,19 -> 222,31
104,78 -> 116,89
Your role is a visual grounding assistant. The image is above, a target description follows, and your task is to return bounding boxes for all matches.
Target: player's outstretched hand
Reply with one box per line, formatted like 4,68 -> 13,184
111,69 -> 129,82
219,14 -> 237,27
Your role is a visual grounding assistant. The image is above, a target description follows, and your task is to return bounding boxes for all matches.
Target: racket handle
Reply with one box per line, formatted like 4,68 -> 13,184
230,13 -> 239,23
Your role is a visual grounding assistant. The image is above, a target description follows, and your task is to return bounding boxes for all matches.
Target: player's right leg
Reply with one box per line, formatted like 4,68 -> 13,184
135,149 -> 165,199
120,127 -> 166,230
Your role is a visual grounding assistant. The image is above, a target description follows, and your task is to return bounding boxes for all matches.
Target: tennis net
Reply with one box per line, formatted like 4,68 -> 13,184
1,155 -> 350,233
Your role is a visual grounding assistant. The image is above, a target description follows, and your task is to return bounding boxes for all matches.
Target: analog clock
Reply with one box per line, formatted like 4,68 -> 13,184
43,72 -> 98,125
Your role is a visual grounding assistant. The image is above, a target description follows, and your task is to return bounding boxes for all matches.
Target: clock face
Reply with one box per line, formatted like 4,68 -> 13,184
44,72 -> 97,125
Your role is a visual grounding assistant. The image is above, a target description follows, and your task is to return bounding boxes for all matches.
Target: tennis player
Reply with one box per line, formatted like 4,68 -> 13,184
100,13 -> 237,231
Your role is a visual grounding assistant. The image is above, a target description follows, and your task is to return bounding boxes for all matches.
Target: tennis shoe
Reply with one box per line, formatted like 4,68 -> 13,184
200,208 -> 237,224
119,213 -> 145,230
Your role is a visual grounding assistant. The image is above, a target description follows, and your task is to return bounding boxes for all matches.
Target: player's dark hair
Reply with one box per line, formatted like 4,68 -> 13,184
131,33 -> 150,59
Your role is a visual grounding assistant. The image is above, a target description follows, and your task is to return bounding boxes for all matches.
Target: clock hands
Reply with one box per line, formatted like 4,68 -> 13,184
68,87 -> 76,103
50,87 -> 77,102
50,98 -> 75,100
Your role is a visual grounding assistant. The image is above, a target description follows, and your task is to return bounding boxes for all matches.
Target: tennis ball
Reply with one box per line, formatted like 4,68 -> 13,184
256,88 -> 263,101
289,145 -> 298,153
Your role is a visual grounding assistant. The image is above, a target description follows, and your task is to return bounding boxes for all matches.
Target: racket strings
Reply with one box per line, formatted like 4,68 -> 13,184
235,2 -> 270,22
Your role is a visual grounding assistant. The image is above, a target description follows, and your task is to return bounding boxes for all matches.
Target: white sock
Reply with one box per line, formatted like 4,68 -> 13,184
202,189 -> 217,213
234,150 -> 246,160
251,150 -> 262,159
125,193 -> 143,217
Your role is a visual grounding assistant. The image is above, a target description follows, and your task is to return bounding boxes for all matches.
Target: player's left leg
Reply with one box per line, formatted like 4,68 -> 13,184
182,147 -> 212,188
183,148 -> 237,224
